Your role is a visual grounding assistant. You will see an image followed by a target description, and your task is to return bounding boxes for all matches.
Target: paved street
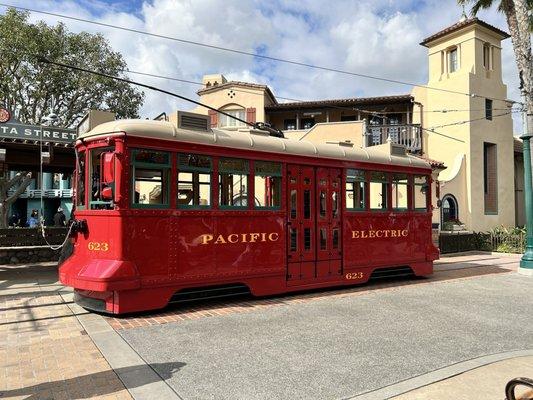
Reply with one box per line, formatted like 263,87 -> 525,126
1,252 -> 532,400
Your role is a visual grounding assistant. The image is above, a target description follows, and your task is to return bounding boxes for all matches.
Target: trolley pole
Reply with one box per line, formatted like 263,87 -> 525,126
519,102 -> 533,274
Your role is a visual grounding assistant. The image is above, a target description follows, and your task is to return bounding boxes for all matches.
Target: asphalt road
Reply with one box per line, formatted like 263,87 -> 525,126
120,273 -> 533,400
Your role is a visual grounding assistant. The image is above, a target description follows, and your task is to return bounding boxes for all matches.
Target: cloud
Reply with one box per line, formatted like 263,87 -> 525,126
3,0 -> 522,131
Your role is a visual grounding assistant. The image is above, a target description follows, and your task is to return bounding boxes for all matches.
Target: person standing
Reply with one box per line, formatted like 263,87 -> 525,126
53,207 -> 66,227
28,210 -> 39,228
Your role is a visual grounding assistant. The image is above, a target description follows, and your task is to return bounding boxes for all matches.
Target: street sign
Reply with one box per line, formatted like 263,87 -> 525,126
0,121 -> 77,143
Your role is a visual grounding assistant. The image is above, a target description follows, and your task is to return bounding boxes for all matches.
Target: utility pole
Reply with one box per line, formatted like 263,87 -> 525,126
519,93 -> 533,275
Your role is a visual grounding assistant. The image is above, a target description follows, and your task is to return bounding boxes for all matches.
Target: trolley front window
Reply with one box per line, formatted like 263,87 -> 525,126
131,149 -> 170,208
75,150 -> 86,209
219,158 -> 249,209
89,147 -> 114,210
254,161 -> 281,209
177,153 -> 212,208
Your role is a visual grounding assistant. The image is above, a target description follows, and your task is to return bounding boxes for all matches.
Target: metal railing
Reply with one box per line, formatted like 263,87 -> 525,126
7,188 -> 73,198
491,232 -> 526,253
365,124 -> 422,153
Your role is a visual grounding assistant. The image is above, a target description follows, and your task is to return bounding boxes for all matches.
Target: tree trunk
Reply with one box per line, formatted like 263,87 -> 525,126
0,172 -> 33,228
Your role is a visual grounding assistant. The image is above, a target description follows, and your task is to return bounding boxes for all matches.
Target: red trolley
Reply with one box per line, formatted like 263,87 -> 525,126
59,115 -> 439,314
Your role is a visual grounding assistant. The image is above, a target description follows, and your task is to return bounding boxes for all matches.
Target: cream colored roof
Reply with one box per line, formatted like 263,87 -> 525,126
79,119 -> 430,169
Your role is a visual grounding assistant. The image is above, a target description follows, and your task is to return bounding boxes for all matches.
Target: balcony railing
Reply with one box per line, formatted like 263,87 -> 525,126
8,189 -> 73,199
365,124 -> 422,153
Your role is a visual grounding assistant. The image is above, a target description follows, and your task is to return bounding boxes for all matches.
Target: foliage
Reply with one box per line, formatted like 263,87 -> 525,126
0,8 -> 144,128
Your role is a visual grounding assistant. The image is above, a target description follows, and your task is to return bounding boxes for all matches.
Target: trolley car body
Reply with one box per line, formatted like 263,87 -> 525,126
60,118 -> 439,314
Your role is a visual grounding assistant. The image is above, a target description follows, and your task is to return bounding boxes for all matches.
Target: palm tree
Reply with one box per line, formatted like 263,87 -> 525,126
457,0 -> 532,131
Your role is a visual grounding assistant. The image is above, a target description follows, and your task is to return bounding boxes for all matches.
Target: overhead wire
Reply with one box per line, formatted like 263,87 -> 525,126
0,2 -> 523,106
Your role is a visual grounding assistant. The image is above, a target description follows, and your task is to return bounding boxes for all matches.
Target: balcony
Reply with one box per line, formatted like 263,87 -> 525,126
8,189 -> 73,199
365,124 -> 422,153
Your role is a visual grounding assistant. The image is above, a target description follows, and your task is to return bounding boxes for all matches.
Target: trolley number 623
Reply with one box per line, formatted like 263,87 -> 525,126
345,272 -> 364,280
87,242 -> 109,251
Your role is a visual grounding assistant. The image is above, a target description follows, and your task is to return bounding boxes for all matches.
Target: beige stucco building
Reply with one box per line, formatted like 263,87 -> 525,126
186,17 -> 520,232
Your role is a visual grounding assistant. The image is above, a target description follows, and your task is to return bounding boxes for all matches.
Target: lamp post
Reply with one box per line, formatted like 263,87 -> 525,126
519,131 -> 533,274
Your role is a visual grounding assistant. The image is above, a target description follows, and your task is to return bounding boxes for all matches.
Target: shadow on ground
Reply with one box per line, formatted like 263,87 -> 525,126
0,362 -> 185,399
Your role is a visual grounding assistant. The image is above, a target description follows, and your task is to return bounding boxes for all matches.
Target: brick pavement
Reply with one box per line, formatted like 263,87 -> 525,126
0,265 -> 131,400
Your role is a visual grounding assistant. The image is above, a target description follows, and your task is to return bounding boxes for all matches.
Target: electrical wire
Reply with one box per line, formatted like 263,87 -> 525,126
0,2 -> 522,106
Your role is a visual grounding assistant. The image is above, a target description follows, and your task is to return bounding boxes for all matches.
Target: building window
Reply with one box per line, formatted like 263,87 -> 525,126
301,118 -> 315,129
441,194 -> 458,225
219,109 -> 246,128
485,99 -> 493,120
177,153 -> 212,208
346,169 -> 366,210
369,171 -> 389,211
414,175 -> 429,211
483,142 -> 498,214
392,173 -> 409,211
448,47 -> 458,73
284,119 -> 296,130
341,115 -> 357,122
219,158 -> 249,208
254,161 -> 282,209
483,43 -> 491,69
131,149 -> 170,208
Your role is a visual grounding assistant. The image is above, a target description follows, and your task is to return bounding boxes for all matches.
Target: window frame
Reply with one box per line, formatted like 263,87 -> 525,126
75,149 -> 87,210
392,173 -> 409,212
218,157 -> 250,210
88,146 -> 115,210
345,169 -> 366,211
218,109 -> 246,128
130,148 -> 171,209
369,171 -> 390,211
177,153 -> 212,210
253,161 -> 282,210
448,47 -> 458,73
485,98 -> 493,121
413,175 -> 429,212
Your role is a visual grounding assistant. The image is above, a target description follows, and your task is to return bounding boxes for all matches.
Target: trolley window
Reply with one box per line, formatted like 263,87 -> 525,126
75,150 -> 86,209
392,173 -> 409,211
219,158 -> 249,209
346,169 -> 366,211
414,175 -> 429,211
370,171 -> 389,211
177,153 -> 212,208
89,147 -> 114,210
254,161 -> 281,209
131,149 -> 170,208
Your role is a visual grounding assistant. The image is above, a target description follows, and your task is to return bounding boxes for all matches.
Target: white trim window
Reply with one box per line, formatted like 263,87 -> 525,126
219,109 -> 246,128
448,47 -> 458,73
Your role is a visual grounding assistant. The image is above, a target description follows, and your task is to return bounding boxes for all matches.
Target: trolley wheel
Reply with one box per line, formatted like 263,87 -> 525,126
505,377 -> 533,400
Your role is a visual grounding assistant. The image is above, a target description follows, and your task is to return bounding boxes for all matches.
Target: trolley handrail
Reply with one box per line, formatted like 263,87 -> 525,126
505,377 -> 533,400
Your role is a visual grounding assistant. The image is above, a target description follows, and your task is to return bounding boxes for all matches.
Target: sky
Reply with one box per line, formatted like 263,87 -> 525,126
1,0 -> 524,132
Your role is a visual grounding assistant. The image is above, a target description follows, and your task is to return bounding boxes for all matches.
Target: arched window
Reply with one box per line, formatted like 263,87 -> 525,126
219,105 -> 246,128
441,194 -> 459,225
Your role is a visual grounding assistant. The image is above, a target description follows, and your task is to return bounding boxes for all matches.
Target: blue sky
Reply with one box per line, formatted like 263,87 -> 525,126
1,0 -> 522,131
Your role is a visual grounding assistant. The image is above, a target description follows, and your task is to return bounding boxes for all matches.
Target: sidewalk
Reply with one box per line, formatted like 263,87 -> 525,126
0,263 -> 131,400
0,252 -> 530,400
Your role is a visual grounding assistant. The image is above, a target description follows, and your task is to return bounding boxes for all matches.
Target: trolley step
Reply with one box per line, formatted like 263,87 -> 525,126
169,284 -> 250,304
370,266 -> 414,279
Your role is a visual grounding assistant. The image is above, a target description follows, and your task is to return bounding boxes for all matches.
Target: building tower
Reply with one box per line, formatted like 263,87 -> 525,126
413,18 -> 515,231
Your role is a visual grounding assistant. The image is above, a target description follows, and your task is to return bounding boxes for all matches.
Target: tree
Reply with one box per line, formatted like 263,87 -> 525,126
457,0 -> 532,133
0,8 -> 145,228
0,8 -> 144,127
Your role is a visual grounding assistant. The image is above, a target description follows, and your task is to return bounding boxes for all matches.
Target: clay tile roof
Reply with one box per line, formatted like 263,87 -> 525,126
420,17 -> 510,47
197,81 -> 277,104
415,155 -> 446,170
265,94 -> 413,111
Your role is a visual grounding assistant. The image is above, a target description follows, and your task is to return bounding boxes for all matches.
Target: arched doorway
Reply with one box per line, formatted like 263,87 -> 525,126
441,194 -> 458,225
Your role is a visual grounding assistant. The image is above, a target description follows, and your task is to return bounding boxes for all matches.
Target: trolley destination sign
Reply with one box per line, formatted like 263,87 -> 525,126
0,121 -> 77,144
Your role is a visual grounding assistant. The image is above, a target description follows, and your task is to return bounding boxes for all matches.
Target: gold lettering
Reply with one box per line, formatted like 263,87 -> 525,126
352,231 -> 359,239
201,234 -> 213,245
384,230 -> 390,237
401,229 -> 408,237
260,233 -> 267,242
361,231 -> 368,238
249,233 -> 260,243
369,231 -> 376,238
228,234 -> 238,243
241,233 -> 248,243
268,232 -> 279,241
214,235 -> 227,244
375,230 -> 383,238
391,230 -> 397,237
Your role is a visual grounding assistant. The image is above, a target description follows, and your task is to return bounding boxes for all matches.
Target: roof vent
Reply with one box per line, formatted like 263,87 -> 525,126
177,111 -> 209,132
326,140 -> 354,148
391,144 -> 407,156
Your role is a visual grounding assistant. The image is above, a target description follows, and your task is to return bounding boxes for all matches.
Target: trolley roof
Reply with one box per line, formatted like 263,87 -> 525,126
78,119 -> 430,169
